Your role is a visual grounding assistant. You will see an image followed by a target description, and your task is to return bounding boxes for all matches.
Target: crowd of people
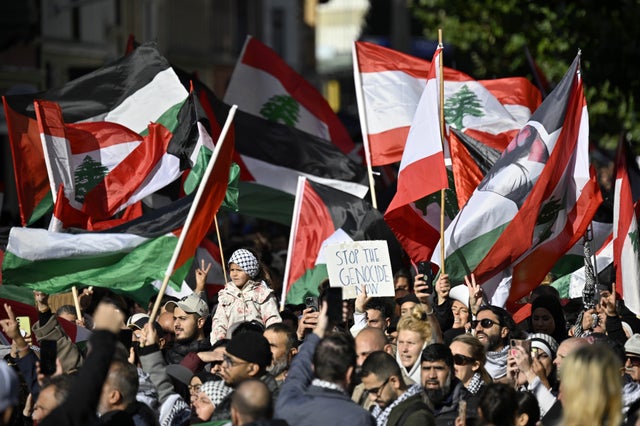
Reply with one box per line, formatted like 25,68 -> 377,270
0,244 -> 639,426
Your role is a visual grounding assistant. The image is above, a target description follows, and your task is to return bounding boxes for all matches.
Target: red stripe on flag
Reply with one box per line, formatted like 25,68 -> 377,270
449,131 -> 485,208
384,204 -> 441,263
286,181 -> 335,293
175,124 -> 235,270
388,152 -> 448,211
82,123 -> 173,219
3,97 -> 49,225
368,127 -> 410,166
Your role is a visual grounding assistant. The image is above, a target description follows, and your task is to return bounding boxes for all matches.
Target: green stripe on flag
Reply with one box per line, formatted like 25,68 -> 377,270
139,100 -> 186,136
285,264 -> 328,305
443,223 -> 509,284
0,285 -> 37,306
236,181 -> 294,225
27,191 -> 53,226
3,230 -> 187,305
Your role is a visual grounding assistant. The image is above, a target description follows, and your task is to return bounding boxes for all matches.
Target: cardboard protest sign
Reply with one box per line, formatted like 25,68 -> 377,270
325,240 -> 394,299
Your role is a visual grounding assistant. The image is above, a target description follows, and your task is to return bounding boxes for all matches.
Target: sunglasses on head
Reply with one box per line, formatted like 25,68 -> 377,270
471,318 -> 500,329
453,354 -> 475,366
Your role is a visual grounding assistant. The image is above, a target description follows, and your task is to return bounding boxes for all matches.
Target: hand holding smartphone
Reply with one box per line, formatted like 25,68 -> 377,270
39,339 -> 57,376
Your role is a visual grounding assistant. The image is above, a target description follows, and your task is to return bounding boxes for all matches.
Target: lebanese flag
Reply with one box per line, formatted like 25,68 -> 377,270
384,47 -> 448,262
224,35 -> 355,156
353,41 -> 541,166
35,100 -> 173,227
613,141 -> 640,314
2,43 -> 188,226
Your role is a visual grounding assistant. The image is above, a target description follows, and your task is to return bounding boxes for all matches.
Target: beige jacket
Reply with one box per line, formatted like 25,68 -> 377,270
210,280 -> 281,343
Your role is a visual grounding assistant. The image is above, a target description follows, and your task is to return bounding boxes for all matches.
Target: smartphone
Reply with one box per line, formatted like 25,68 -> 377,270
305,296 -> 319,313
39,339 -> 57,376
118,328 -> 133,352
509,339 -> 531,357
416,261 -> 435,294
16,316 -> 31,339
324,287 -> 343,324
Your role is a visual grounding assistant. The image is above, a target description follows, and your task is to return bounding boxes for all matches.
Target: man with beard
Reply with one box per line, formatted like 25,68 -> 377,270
420,343 -> 479,425
473,305 -> 516,382
264,323 -> 298,385
164,294 -> 212,364
360,351 -> 433,426
210,331 -> 278,421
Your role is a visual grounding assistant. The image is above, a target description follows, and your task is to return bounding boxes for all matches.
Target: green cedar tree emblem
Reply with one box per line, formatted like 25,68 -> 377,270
260,94 -> 300,127
74,155 -> 109,203
444,85 -> 484,129
630,229 -> 639,253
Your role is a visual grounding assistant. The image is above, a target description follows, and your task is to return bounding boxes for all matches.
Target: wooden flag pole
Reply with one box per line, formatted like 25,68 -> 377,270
71,286 -> 82,322
438,29 -> 446,274
352,43 -> 378,209
214,215 -> 228,282
148,105 -> 238,324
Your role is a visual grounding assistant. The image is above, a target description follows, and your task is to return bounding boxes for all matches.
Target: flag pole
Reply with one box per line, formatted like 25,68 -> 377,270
71,286 -> 82,322
214,215 -> 228,282
352,42 -> 378,209
438,29 -> 446,274
280,176 -> 307,310
148,105 -> 238,324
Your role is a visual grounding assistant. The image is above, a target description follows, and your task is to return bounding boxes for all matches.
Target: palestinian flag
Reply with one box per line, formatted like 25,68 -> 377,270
224,35 -> 355,156
384,47 -> 448,263
551,234 -> 613,299
613,140 -> 640,314
432,53 -> 602,307
2,109 -> 236,305
282,178 -> 402,305
201,90 -> 368,225
2,42 -> 188,225
353,41 -> 541,166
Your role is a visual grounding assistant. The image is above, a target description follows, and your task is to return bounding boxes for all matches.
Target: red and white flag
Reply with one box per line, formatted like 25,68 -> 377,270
224,35 -> 355,155
353,41 -> 541,166
34,100 -> 176,229
613,141 -> 640,314
384,47 -> 449,262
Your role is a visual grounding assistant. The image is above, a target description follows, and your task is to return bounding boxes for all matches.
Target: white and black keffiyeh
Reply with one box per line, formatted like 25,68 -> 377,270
371,384 -> 422,426
201,380 -> 233,406
229,249 -> 259,278
465,372 -> 484,395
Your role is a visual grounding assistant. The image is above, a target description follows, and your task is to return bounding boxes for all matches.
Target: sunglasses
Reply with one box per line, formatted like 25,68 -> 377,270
471,318 -> 500,329
365,377 -> 389,397
453,354 -> 475,366
627,356 -> 640,367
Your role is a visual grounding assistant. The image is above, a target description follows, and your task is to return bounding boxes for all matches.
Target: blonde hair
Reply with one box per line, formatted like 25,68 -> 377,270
559,343 -> 622,426
451,334 -> 493,384
396,305 -> 432,342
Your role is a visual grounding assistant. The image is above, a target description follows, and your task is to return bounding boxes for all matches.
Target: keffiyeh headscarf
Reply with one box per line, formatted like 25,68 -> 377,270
229,249 -> 259,278
200,380 -> 232,406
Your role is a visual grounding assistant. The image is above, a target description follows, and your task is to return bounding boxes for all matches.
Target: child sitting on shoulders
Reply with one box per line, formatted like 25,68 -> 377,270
210,248 -> 281,343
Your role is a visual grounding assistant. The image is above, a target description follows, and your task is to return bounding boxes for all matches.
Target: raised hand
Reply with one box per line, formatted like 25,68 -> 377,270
464,274 -> 483,316
195,260 -> 212,292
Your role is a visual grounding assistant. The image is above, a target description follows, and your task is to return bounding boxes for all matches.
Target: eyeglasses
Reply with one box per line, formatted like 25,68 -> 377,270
471,318 -> 500,329
223,354 -> 248,368
365,377 -> 390,397
453,354 -> 475,366
627,356 -> 640,367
